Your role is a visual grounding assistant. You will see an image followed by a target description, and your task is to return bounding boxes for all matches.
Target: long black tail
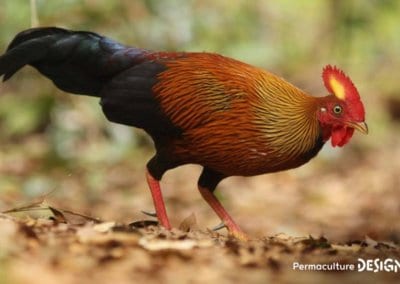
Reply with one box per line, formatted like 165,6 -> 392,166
0,27 -> 146,96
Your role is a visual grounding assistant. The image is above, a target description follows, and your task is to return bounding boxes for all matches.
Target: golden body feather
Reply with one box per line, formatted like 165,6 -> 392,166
153,53 -> 323,176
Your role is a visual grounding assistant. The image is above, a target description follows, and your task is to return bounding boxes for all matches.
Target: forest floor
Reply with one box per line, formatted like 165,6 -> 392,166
1,213 -> 400,284
1,130 -> 400,283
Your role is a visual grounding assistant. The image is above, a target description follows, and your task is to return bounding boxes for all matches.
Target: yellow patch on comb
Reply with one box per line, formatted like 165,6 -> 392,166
329,77 -> 345,100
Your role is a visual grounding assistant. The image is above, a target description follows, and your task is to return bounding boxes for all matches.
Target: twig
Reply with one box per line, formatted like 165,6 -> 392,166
30,0 -> 39,27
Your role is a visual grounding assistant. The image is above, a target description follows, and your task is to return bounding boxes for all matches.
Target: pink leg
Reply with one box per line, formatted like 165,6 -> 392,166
198,185 -> 249,241
146,170 -> 171,230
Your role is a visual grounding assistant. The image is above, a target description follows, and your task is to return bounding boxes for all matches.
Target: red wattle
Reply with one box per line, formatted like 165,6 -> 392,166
331,126 -> 354,147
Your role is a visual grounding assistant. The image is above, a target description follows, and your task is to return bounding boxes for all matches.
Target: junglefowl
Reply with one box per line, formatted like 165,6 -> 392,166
0,27 -> 367,240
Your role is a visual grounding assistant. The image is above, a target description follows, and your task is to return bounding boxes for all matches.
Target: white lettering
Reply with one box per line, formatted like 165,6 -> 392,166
358,258 -> 400,272
293,259 -> 399,272
358,258 -> 366,272
292,262 -> 355,271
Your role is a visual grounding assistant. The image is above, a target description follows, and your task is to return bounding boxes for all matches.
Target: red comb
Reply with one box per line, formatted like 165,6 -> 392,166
322,65 -> 360,102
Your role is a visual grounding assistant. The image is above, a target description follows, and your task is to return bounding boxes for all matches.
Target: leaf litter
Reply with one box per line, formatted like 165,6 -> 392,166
1,132 -> 400,283
1,202 -> 400,284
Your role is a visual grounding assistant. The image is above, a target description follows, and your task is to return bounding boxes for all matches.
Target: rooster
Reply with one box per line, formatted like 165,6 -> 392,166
0,27 -> 367,240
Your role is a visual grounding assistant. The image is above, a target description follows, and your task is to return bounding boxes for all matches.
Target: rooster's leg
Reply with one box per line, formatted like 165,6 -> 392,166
146,170 -> 171,230
198,168 -> 249,241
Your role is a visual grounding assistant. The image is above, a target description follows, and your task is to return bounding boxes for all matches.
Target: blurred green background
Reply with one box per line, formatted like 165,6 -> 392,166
0,0 -> 399,240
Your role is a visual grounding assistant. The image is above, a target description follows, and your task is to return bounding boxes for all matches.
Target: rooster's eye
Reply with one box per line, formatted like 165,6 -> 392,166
333,105 -> 342,115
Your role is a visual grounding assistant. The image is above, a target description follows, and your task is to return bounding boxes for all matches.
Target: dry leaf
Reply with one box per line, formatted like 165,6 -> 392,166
93,222 -> 116,233
139,238 -> 198,251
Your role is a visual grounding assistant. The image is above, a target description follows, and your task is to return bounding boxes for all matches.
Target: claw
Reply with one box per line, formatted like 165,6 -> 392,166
212,222 -> 226,231
141,210 -> 157,217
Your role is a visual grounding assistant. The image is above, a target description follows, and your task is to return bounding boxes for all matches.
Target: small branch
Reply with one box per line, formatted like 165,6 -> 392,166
30,0 -> 39,27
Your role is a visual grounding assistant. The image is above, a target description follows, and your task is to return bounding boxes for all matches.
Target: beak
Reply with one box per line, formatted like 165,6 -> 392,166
346,121 -> 368,134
